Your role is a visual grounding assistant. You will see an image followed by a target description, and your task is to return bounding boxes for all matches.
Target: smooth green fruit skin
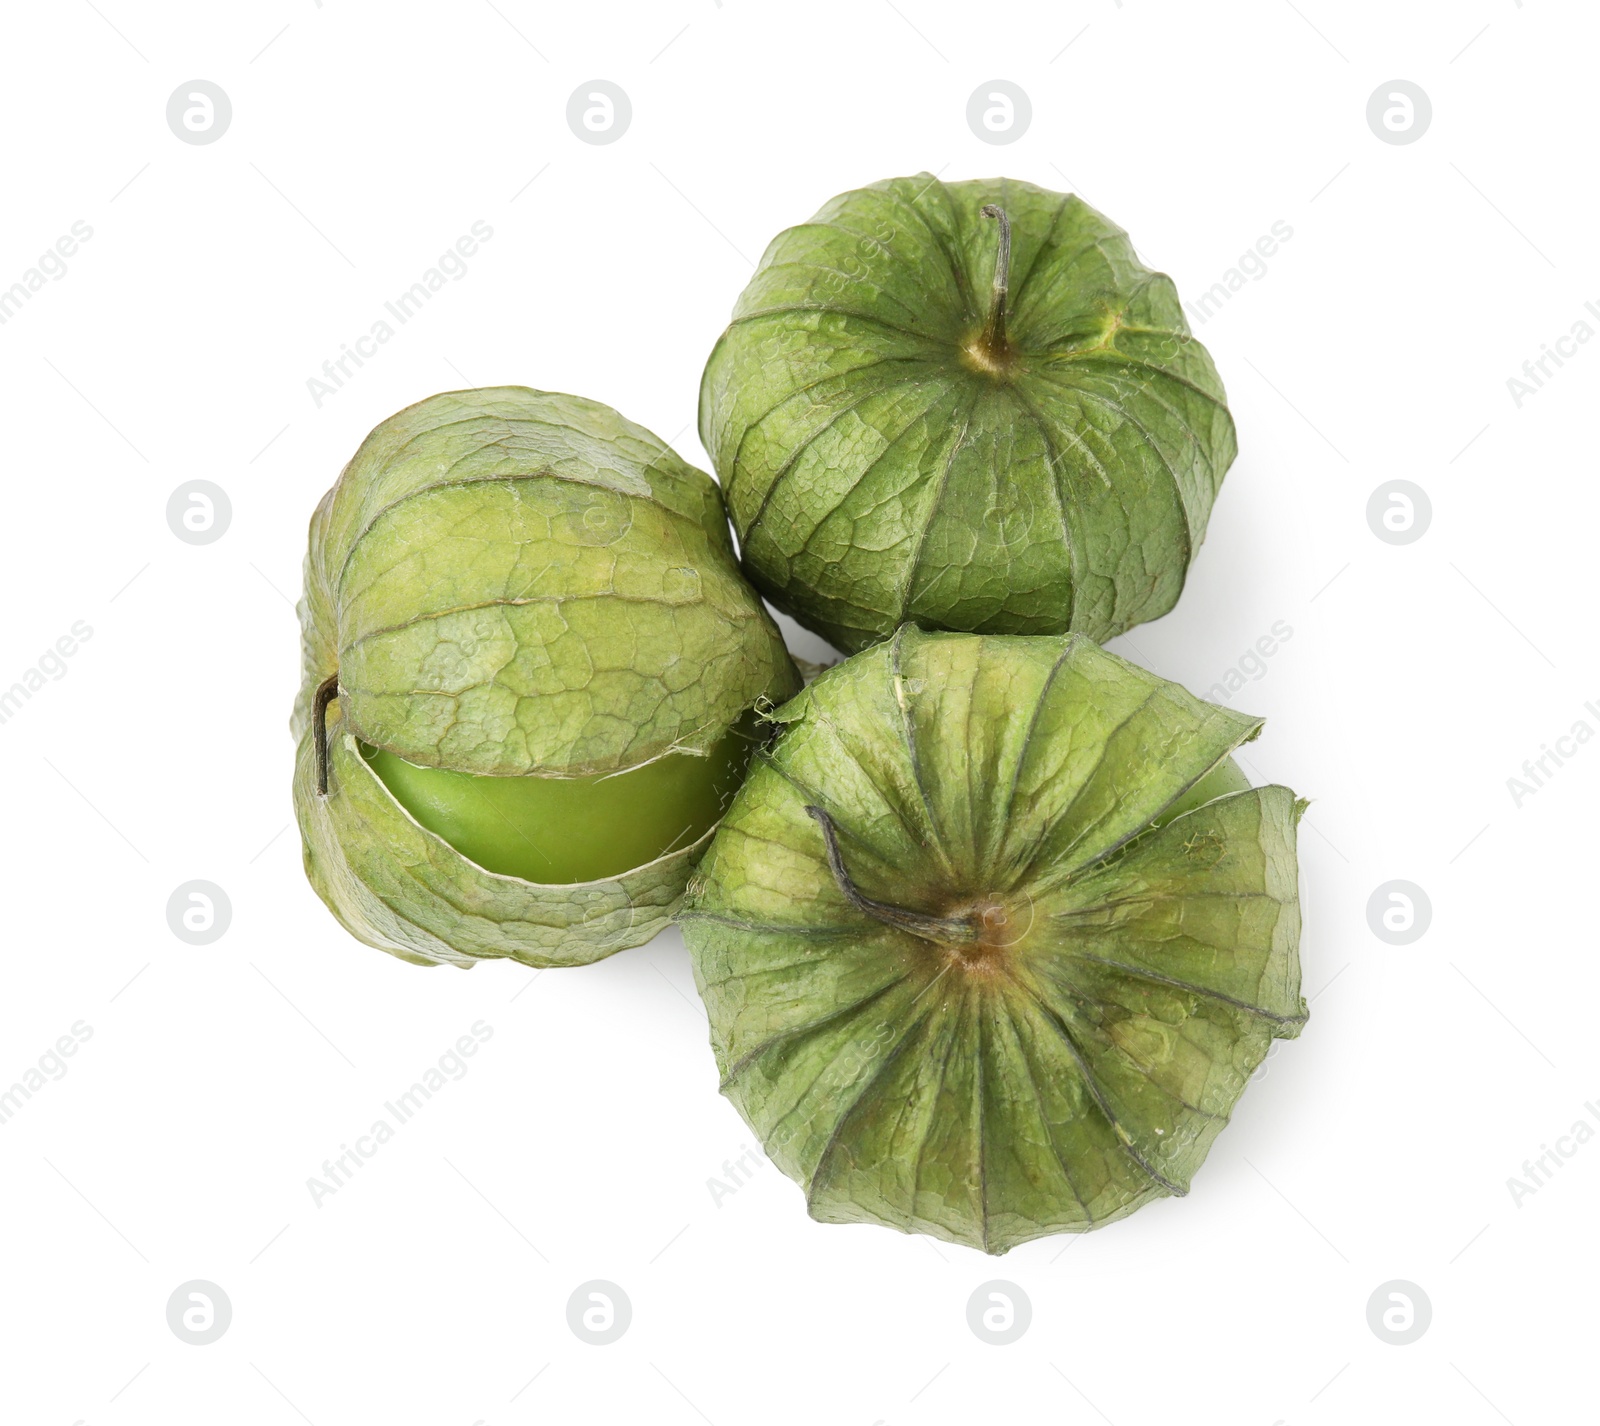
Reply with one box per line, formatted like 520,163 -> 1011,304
295,722 -> 711,970
1154,754 -> 1250,827
682,628 -> 1305,1254
700,174 -> 1236,653
361,714 -> 761,885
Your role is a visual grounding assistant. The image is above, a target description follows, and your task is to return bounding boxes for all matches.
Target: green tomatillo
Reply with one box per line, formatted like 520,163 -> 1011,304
292,387 -> 800,969
699,174 -> 1237,653
681,627 -> 1306,1253
358,710 -> 762,886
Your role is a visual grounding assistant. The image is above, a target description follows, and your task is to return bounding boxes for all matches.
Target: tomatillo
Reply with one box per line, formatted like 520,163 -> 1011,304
700,174 -> 1237,653
681,627 -> 1306,1253
292,388 -> 800,969
359,711 -> 761,886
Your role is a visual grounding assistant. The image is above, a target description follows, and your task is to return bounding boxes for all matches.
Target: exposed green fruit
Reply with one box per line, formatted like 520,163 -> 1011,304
1153,753 -> 1250,828
682,627 -> 1305,1253
292,388 -> 800,969
359,711 -> 761,885
700,174 -> 1236,653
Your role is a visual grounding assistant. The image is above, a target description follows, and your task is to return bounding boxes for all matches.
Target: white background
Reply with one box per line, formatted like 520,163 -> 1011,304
0,1 -> 1591,1422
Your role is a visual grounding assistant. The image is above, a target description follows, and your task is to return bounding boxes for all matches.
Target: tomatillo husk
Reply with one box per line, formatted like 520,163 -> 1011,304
682,627 -> 1305,1252
292,387 -> 800,968
700,174 -> 1236,653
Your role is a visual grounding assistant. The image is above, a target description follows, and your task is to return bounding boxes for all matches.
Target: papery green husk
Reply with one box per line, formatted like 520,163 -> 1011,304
294,722 -> 703,968
293,387 -> 799,968
700,174 -> 1236,654
682,627 -> 1305,1253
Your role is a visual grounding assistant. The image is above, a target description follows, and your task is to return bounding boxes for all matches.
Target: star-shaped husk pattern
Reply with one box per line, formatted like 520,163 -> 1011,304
682,627 -> 1305,1253
699,174 -> 1236,653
